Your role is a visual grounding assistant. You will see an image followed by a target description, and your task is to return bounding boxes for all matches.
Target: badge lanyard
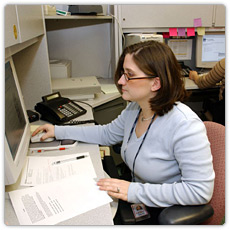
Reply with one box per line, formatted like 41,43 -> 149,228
124,109 -> 156,182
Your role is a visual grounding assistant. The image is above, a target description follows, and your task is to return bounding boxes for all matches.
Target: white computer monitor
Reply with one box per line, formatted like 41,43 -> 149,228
5,57 -> 31,185
196,34 -> 225,68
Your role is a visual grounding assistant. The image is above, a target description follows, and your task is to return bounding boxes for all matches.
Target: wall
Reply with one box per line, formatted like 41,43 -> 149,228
46,22 -> 112,78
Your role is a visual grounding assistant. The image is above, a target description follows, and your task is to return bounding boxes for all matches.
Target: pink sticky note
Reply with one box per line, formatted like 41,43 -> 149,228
187,27 -> 195,37
178,28 -> 186,36
169,28 -> 177,37
194,18 -> 202,27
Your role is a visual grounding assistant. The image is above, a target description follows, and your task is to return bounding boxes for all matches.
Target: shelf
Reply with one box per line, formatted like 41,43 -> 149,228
45,15 -> 113,20
5,37 -> 39,59
122,27 -> 225,34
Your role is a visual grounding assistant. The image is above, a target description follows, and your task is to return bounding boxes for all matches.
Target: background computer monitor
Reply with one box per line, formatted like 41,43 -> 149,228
196,34 -> 225,68
5,57 -> 30,186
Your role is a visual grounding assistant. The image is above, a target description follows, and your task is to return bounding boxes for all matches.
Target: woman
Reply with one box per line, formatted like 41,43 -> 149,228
189,58 -> 225,125
33,41 -> 214,222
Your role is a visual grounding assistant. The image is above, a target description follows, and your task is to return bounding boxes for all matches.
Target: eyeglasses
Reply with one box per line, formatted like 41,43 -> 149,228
121,71 -> 156,81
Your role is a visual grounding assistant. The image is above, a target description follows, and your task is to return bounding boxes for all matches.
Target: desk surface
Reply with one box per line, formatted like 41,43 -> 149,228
5,104 -> 114,226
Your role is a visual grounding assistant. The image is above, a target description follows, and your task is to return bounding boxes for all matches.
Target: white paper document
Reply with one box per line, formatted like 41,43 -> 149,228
9,174 -> 112,225
101,84 -> 119,94
21,152 -> 97,186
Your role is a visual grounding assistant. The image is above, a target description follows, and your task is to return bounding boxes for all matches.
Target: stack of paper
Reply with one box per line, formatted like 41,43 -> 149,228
8,153 -> 112,225
20,152 -> 96,186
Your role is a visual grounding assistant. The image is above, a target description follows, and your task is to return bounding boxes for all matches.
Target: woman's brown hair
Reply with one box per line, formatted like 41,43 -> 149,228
114,40 -> 189,116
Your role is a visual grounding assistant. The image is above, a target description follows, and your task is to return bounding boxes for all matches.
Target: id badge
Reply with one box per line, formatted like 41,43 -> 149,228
131,203 -> 150,222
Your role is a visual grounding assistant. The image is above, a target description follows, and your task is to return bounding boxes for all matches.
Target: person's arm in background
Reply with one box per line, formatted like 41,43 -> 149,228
189,58 -> 225,89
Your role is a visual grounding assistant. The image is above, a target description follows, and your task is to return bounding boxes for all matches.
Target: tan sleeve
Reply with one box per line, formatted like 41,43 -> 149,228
196,58 -> 225,89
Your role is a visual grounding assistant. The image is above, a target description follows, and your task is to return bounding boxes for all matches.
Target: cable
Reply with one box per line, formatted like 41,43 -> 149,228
110,13 -> 126,48
73,100 -> 93,109
62,119 -> 97,126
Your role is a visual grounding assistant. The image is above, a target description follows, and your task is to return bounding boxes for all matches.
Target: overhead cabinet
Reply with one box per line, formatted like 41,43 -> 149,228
5,5 -> 19,47
120,5 -> 223,29
214,5 -> 225,27
5,5 -> 44,48
5,5 -> 51,110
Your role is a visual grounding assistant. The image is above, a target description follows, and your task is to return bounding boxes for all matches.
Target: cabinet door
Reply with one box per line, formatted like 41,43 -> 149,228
214,5 -> 225,27
16,5 -> 44,43
121,5 -> 213,28
5,5 -> 19,48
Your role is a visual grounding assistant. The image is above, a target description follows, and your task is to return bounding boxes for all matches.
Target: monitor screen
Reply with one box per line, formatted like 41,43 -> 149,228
196,34 -> 225,68
5,61 -> 26,161
5,57 -> 30,186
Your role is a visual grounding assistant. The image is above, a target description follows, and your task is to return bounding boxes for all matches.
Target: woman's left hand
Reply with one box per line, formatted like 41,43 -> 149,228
97,178 -> 131,201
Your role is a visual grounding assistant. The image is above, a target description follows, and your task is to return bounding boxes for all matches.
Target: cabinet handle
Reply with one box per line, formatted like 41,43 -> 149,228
13,24 -> 18,40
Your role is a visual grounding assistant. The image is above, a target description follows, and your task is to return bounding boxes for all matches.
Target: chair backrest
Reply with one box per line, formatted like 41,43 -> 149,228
203,121 -> 225,225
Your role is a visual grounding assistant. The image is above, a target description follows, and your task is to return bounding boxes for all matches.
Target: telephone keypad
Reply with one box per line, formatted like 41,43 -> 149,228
58,102 -> 85,118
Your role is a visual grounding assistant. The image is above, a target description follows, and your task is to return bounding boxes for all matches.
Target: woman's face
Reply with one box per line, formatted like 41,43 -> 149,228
118,53 -> 157,103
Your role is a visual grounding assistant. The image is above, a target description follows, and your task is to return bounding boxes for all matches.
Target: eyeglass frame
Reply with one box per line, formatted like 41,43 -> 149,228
121,71 -> 157,81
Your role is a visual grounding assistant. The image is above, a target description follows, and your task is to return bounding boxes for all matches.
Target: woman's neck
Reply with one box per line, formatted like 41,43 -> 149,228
139,103 -> 155,120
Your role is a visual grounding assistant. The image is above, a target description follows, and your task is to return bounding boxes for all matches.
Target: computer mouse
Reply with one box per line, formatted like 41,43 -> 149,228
31,132 -> 55,143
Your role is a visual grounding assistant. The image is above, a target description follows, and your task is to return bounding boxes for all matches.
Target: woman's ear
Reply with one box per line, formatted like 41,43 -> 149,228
151,77 -> 161,91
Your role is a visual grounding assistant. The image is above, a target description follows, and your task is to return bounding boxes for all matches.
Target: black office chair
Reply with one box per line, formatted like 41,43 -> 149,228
103,121 -> 225,225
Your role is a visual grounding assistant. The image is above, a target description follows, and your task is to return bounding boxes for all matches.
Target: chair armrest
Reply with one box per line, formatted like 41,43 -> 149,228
102,156 -> 136,224
158,204 -> 214,225
119,200 -> 136,224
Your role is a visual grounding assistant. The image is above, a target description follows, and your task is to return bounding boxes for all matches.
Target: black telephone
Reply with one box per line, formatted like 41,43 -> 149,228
35,92 -> 87,125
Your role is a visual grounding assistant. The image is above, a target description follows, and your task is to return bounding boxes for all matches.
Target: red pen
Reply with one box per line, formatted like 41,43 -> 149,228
34,147 -> 67,153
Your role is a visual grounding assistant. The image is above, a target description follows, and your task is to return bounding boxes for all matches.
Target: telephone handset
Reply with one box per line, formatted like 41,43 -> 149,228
35,92 -> 87,125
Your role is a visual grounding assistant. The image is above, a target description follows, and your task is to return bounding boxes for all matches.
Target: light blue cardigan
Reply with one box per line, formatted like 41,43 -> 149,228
55,102 -> 215,207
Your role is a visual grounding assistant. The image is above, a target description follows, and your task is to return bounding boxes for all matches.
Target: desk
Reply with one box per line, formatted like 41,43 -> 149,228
4,104 -> 114,225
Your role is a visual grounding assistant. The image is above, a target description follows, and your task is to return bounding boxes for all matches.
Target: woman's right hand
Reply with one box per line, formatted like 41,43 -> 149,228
32,124 -> 55,141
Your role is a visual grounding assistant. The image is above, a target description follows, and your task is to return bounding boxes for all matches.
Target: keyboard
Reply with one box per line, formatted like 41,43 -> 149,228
181,67 -> 191,77
184,77 -> 199,90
